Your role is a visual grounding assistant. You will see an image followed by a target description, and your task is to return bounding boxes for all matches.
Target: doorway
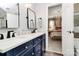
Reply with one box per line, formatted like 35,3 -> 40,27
48,4 -> 62,55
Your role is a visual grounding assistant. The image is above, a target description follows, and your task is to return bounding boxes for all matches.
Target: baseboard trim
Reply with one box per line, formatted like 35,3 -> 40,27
46,50 -> 63,56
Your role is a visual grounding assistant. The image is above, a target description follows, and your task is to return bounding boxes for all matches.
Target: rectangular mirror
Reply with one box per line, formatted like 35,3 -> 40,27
0,8 -> 7,28
27,8 -> 36,29
0,3 -> 19,29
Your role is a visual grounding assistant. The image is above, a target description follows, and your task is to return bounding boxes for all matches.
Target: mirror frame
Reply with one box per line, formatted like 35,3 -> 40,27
27,8 -> 36,29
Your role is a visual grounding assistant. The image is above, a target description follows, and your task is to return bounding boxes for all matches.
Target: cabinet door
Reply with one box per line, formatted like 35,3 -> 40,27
23,48 -> 34,56
7,43 -> 26,56
14,40 -> 33,56
7,49 -> 14,56
34,37 -> 41,45
41,39 -> 45,55
41,34 -> 46,55
34,41 -> 42,56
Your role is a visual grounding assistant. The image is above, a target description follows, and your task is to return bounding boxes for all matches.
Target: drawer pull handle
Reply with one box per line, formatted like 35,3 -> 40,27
25,46 -> 28,49
32,53 -> 34,55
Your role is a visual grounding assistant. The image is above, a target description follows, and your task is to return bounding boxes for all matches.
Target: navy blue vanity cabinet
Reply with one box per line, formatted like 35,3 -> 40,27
0,53 -> 6,56
33,36 -> 42,56
41,34 -> 46,55
21,47 -> 34,56
16,40 -> 34,56
6,49 -> 15,56
16,40 -> 33,56
7,43 -> 26,56
7,40 -> 33,56
34,42 -> 42,56
0,34 -> 46,56
33,34 -> 46,56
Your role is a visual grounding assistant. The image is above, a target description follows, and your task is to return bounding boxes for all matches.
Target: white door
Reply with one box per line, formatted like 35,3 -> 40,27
62,4 -> 74,56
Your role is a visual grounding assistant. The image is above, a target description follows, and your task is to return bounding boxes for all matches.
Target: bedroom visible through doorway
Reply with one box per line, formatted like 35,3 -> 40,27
48,4 -> 62,55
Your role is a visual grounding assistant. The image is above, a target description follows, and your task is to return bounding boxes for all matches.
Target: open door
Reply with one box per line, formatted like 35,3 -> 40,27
62,4 -> 74,56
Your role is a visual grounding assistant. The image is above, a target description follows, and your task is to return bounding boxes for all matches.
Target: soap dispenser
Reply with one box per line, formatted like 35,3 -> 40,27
0,34 -> 4,40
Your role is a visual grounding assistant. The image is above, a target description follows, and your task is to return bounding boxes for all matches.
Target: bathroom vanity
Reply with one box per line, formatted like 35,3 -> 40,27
0,33 -> 46,56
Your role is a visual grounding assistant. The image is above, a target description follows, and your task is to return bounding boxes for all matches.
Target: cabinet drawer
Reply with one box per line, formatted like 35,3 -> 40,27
15,43 -> 28,56
34,50 -> 42,56
7,40 -> 33,56
25,40 -> 33,49
7,43 -> 26,56
19,47 -> 34,56
16,45 -> 33,56
35,44 -> 41,52
23,48 -> 34,56
14,40 -> 33,56
34,38 -> 41,45
34,42 -> 42,56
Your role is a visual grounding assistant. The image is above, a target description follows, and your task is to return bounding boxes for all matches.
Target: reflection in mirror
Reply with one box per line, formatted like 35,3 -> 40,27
0,3 -> 19,29
0,8 -> 7,28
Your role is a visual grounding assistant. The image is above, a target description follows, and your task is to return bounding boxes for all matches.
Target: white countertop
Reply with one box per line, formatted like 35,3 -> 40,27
0,32 -> 45,53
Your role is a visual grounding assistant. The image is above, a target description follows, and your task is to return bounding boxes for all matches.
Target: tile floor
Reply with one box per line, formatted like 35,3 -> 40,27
48,37 -> 62,53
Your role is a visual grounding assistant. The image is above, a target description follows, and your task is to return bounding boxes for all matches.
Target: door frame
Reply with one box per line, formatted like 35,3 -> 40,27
46,3 -> 74,56
46,3 -> 62,54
